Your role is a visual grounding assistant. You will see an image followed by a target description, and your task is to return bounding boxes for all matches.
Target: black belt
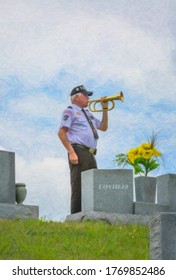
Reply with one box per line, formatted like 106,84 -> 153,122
72,144 -> 97,155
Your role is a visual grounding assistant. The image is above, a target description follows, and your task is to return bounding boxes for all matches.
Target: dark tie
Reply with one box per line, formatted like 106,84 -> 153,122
82,109 -> 99,140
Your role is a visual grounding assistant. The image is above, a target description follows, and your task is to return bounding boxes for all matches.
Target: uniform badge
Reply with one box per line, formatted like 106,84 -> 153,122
77,112 -> 81,116
63,115 -> 69,121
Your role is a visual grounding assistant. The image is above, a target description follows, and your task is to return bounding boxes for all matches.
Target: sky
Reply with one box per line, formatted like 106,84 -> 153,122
0,0 -> 176,221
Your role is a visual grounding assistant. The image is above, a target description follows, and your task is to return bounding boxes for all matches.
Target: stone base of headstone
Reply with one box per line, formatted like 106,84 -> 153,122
157,174 -> 176,211
66,211 -> 151,226
150,213 -> 176,260
134,202 -> 170,215
81,169 -> 134,214
0,203 -> 39,220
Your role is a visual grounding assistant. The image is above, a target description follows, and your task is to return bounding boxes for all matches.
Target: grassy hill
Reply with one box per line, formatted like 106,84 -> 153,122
0,218 -> 149,260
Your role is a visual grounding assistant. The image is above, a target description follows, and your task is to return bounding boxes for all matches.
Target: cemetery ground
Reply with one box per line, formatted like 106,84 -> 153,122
0,218 -> 149,260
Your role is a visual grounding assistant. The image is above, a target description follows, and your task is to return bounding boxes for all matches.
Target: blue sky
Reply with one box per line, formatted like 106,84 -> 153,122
0,0 -> 176,221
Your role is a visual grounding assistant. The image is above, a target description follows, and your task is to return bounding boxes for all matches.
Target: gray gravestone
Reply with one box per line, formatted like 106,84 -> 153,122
0,150 -> 15,203
157,174 -> 176,211
150,213 -> 176,260
81,169 -> 133,214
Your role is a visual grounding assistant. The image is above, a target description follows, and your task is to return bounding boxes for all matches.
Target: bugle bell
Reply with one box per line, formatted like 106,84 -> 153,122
88,91 -> 124,112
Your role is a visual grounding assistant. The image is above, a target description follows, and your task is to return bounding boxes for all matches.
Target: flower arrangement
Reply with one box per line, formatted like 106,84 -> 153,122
115,132 -> 162,176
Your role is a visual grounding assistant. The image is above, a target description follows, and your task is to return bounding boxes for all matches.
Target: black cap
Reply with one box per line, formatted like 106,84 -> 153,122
70,85 -> 93,96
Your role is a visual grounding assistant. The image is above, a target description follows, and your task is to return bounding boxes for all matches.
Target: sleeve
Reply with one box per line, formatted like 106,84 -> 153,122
59,108 -> 73,129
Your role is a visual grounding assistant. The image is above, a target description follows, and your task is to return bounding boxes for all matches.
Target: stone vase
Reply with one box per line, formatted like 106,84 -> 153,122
135,176 -> 156,203
15,183 -> 27,204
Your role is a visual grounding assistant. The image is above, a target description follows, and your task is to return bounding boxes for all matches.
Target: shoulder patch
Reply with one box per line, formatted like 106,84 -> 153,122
63,115 -> 69,121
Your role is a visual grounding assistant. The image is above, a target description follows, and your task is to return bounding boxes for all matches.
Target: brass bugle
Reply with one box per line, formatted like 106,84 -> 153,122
88,91 -> 124,112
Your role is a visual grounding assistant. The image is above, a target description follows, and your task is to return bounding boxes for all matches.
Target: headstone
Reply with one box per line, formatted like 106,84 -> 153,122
150,213 -> 176,260
157,174 -> 176,211
0,150 -> 15,203
81,169 -> 133,214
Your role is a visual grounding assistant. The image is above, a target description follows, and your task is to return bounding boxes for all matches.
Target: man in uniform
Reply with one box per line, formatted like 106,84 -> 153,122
58,85 -> 108,214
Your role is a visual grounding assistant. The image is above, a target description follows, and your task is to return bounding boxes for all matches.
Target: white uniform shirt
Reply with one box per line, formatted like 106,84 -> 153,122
60,104 -> 101,148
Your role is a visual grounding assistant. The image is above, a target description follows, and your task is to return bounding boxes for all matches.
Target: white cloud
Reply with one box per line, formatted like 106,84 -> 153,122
0,0 -> 175,101
7,92 -> 63,119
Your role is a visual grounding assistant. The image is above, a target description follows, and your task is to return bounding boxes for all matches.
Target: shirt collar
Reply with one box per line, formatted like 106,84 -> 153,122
71,104 -> 84,111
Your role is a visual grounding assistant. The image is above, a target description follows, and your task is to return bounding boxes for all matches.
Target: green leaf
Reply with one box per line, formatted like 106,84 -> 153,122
148,163 -> 160,172
134,158 -> 147,166
114,153 -> 128,167
134,164 -> 144,175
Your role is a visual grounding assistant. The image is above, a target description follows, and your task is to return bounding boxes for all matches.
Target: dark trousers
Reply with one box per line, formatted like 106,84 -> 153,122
68,146 -> 97,214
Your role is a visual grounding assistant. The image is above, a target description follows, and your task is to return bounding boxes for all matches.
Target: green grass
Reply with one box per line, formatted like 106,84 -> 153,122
0,219 -> 149,260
